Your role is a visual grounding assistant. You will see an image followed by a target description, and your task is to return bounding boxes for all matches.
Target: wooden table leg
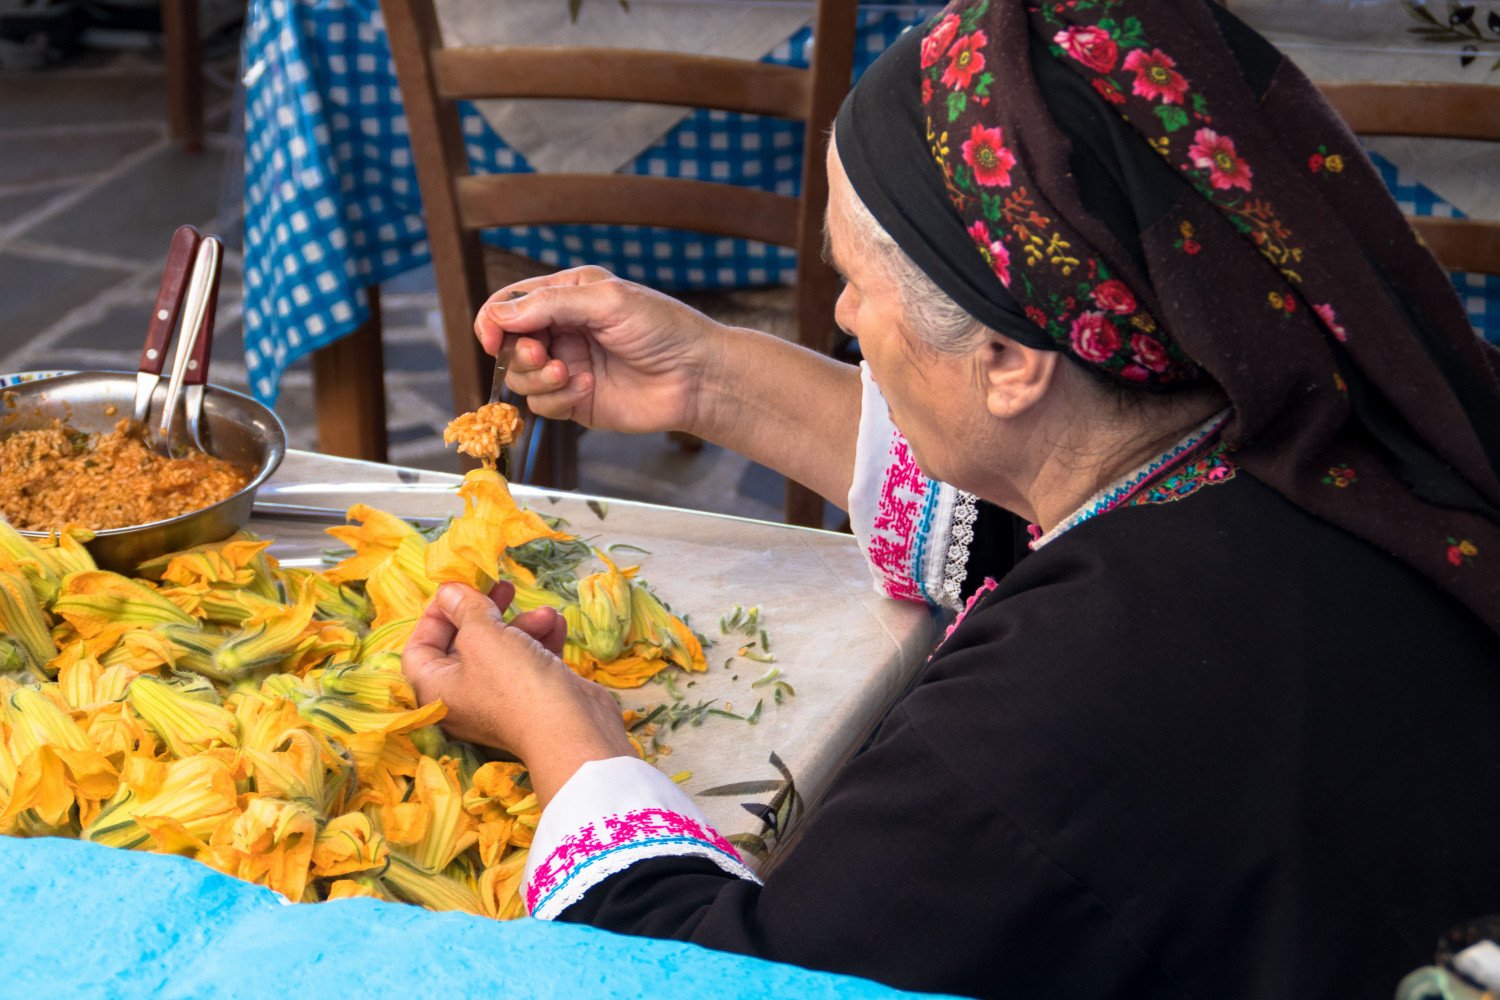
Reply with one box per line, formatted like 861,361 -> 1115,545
160,0 -> 203,154
312,285 -> 389,462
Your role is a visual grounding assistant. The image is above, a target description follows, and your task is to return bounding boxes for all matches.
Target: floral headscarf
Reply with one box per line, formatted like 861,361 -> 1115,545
834,0 -> 1500,633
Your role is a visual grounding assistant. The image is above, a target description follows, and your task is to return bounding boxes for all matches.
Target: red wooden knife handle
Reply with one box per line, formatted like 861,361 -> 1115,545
140,225 -> 201,376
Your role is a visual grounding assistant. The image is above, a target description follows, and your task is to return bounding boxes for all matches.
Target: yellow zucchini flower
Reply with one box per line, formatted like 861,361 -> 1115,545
323,506 -> 425,586
0,565 -> 57,674
573,553 -> 633,662
53,571 -> 196,650
55,644 -> 134,710
125,675 -> 238,759
31,526 -> 98,580
479,848 -> 530,920
211,579 -> 320,678
311,811 -> 390,879
83,751 -> 240,851
221,796 -> 320,902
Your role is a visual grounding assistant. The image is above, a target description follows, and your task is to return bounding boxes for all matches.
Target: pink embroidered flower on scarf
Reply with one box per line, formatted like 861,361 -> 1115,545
1053,26 -> 1118,74
942,31 -> 988,90
1188,128 -> 1253,192
1091,279 -> 1136,315
1092,77 -> 1126,105
1069,310 -> 1120,363
1130,332 -> 1171,372
1314,302 -> 1348,342
990,241 -> 1013,286
1122,48 -> 1189,105
922,14 -> 961,69
967,219 -> 1013,287
961,123 -> 1017,187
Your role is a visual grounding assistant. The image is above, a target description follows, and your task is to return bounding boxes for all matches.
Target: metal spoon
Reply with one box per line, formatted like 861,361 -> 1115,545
180,238 -> 223,452
155,238 -> 221,454
487,289 -> 525,405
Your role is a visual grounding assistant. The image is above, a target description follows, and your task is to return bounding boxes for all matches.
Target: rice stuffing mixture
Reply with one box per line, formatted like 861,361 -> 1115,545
0,419 -> 250,531
443,401 -> 522,469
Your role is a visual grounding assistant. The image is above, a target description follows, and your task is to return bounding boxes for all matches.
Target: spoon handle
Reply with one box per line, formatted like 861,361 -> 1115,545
157,239 -> 219,450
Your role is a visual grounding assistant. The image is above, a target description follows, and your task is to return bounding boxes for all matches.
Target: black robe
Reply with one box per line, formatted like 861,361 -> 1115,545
560,472 -> 1500,999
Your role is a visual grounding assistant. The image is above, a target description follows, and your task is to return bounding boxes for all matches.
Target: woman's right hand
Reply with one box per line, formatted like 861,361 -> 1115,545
474,266 -> 726,437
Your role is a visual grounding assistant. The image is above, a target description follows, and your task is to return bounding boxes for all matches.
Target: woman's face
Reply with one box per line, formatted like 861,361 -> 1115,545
826,148 -> 995,489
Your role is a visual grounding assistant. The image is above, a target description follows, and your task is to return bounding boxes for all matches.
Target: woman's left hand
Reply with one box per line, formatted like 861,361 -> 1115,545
401,581 -> 636,807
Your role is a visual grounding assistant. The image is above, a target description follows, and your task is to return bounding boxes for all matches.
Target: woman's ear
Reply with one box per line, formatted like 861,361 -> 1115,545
981,332 -> 1057,420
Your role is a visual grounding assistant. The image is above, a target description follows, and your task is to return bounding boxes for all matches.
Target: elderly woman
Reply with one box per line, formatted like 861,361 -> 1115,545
402,0 -> 1500,996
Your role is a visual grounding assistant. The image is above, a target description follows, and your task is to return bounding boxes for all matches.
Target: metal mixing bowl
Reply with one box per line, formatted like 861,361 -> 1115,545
1,371 -> 287,571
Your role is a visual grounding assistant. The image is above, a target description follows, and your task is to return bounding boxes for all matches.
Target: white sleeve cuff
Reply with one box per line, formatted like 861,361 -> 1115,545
523,756 -> 760,920
848,362 -> 973,611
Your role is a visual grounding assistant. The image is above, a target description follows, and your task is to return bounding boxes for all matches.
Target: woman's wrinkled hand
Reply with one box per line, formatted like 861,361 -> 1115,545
401,580 -> 635,806
473,266 -> 725,437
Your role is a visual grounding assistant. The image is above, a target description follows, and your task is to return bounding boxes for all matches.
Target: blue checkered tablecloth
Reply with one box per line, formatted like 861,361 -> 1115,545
241,0 -> 926,405
241,1 -> 1499,408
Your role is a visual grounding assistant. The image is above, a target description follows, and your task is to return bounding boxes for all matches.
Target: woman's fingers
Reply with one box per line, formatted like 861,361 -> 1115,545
402,599 -> 459,673
436,582 -> 506,631
485,579 -> 517,615
510,605 -> 568,657
503,337 -> 571,395
474,267 -> 617,350
518,372 -> 594,423
477,280 -> 629,346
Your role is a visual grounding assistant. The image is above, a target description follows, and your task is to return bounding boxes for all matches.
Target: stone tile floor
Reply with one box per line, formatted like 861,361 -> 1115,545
0,42 -> 835,527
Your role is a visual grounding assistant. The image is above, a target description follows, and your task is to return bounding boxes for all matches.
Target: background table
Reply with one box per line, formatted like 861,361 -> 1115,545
255,449 -> 936,859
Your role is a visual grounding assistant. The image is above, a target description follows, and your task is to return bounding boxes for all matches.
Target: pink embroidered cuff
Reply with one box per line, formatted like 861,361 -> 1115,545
849,363 -> 974,611
523,757 -> 759,920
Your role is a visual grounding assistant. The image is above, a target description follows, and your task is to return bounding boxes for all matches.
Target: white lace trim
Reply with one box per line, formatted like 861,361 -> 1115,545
529,838 -> 761,921
940,490 -> 979,611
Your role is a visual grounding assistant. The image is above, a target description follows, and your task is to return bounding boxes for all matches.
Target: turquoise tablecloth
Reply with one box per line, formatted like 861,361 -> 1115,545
0,836 -> 950,999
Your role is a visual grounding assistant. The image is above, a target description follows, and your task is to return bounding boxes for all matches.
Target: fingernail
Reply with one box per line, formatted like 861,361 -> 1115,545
437,583 -> 464,613
492,299 -> 520,320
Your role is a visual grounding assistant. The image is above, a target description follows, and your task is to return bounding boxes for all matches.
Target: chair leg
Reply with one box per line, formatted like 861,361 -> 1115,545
312,285 -> 389,462
160,0 -> 203,153
785,480 -> 824,529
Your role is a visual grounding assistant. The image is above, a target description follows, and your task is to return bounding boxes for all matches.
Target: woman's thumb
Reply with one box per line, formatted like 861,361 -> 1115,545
437,583 -> 506,631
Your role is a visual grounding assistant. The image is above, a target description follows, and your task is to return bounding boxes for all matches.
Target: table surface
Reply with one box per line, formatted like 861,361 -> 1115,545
254,449 -> 936,865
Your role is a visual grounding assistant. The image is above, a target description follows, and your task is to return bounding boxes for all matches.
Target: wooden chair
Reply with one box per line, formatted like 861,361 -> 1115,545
378,0 -> 859,527
1316,81 -> 1500,276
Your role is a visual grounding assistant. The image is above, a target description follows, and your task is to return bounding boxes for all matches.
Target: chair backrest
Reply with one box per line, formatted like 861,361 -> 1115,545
381,0 -> 860,424
1317,81 -> 1500,277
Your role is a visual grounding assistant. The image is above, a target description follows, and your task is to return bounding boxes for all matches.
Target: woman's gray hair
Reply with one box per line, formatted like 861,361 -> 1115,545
837,180 -> 989,355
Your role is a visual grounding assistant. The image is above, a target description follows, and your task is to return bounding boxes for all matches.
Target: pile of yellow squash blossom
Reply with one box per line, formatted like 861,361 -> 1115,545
0,469 -> 706,918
